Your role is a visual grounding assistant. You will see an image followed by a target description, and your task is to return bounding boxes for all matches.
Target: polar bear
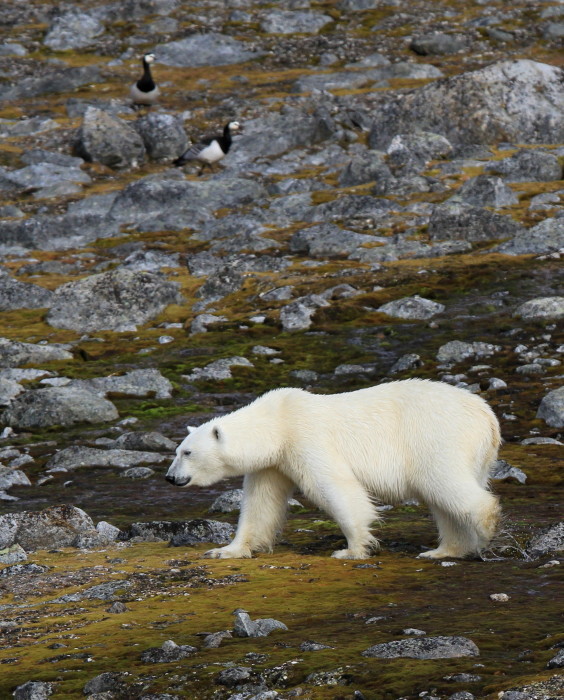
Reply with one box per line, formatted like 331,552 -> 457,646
166,379 -> 501,560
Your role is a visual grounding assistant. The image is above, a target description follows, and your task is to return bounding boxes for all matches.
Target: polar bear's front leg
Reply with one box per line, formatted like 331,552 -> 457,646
204,468 -> 295,559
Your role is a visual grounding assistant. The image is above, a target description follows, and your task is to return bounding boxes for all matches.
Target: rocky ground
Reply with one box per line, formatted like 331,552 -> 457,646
0,0 -> 563,698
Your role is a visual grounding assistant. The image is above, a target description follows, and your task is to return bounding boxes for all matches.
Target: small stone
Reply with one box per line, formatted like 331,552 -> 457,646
547,648 -> 564,669
489,593 -> 510,602
106,601 -> 127,613
300,640 -> 334,651
403,628 -> 427,635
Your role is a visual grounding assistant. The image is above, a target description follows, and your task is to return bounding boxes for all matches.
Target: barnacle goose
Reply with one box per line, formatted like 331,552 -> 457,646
173,121 -> 242,174
130,53 -> 160,107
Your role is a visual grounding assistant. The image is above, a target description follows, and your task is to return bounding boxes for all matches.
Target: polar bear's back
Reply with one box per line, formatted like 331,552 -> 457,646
268,380 -> 500,500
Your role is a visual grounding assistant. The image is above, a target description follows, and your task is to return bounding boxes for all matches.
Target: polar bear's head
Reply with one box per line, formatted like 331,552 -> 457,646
165,421 -> 235,488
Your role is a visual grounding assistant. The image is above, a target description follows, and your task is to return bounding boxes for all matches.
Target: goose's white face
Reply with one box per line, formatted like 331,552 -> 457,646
144,53 -> 156,64
228,121 -> 241,133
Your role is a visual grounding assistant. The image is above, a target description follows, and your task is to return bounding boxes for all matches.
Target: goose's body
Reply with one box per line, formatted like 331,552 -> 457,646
174,121 -> 242,174
130,53 -> 160,106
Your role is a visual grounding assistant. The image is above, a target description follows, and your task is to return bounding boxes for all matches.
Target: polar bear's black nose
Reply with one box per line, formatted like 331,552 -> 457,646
166,474 -> 191,486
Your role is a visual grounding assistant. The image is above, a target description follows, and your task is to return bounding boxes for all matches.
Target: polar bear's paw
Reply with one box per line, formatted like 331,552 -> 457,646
331,548 -> 370,560
417,547 -> 466,559
203,546 -> 251,559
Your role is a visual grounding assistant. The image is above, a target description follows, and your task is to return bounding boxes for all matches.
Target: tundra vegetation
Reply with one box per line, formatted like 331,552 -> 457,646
0,0 -> 562,698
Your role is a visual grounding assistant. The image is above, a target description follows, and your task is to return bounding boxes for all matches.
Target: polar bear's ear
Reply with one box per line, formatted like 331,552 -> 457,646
186,425 -> 197,434
213,426 -> 221,440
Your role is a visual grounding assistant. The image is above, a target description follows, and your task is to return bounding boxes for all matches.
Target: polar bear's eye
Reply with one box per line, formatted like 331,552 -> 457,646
182,450 -> 191,457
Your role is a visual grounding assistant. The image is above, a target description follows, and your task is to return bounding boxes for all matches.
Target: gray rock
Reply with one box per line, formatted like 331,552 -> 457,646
305,668 -> 352,686
74,107 -> 146,170
233,610 -> 288,638
339,150 -> 393,187
378,295 -> 444,320
183,357 -> 253,382
21,149 -> 84,168
156,33 -> 263,67
514,297 -> 564,321
122,467 -> 155,479
300,640 -> 333,651
260,10 -> 332,34
13,681 -> 53,700
169,519 -> 235,547
113,431 -> 176,452
527,522 -> 564,558
521,437 -> 563,445
53,579 -> 132,603
0,337 -> 72,368
0,467 -> 31,490
290,224 -> 383,258
536,387 -> 564,428
44,11 -> 104,50
0,163 -> 90,196
0,268 -> 54,311
368,60 -> 564,148
209,489 -> 301,513
0,543 -> 27,564
0,505 -> 94,551
428,203 -> 526,242
122,248 -> 180,272
69,369 -> 173,400
362,636 -> 479,659
0,376 -> 24,405
2,387 -> 118,430
279,294 -> 330,331
195,265 -> 245,302
437,341 -> 501,364
141,640 -> 197,664
0,212 -> 120,252
0,66 -> 100,103
386,131 -> 453,175
547,648 -> 564,669
0,562 -> 48,577
305,194 -> 395,224
108,176 -> 265,229
83,673 -> 127,696
0,43 -> 27,57
260,286 -> 293,302
485,149 -> 562,182
450,175 -> 518,208
410,32 -> 468,56
389,353 -> 423,374
135,113 -> 188,161
215,666 -> 252,687
497,216 -> 564,255
46,268 -> 183,332
490,459 -> 527,484
190,313 -> 228,334
45,446 -> 169,472
228,107 -> 336,165
107,601 -> 127,614
203,630 -> 232,648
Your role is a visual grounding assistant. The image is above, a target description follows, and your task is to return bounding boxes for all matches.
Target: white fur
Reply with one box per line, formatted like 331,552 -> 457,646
166,379 -> 501,560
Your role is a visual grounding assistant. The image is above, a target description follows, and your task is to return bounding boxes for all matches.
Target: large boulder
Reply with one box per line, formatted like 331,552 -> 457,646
536,387 -> 564,428
108,175 -> 266,229
362,636 -> 479,659
45,268 -> 183,332
496,216 -> 564,255
0,268 -> 54,311
156,32 -> 263,67
1,387 -> 119,429
43,11 -> 105,50
0,337 -> 73,368
74,107 -> 146,169
0,505 -> 95,551
368,60 -> 564,147
428,203 -> 526,242
134,112 -> 188,161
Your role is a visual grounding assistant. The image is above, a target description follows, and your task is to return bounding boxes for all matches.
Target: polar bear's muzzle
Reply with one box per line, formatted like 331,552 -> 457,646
165,474 -> 191,487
